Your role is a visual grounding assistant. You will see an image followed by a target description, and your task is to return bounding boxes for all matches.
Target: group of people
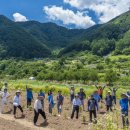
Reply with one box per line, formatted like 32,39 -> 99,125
0,83 -> 130,128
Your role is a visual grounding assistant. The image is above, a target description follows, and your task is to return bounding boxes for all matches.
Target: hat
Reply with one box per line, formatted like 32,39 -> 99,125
108,91 -> 111,93
121,93 -> 127,96
16,90 -> 21,93
80,88 -> 83,90
75,94 -> 79,97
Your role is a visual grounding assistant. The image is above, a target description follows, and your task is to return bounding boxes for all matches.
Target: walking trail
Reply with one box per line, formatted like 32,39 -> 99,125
0,114 -> 53,130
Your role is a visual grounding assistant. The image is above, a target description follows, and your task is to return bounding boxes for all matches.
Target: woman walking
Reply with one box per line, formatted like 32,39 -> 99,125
13,90 -> 24,118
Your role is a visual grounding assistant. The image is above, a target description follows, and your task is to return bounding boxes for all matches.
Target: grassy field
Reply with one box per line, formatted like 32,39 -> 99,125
1,79 -> 129,98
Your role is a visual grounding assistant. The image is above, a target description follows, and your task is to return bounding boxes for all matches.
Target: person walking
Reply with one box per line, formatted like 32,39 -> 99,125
120,93 -> 129,128
34,96 -> 47,125
13,90 -> 24,118
48,90 -> 54,114
78,88 -> 86,111
0,88 -> 12,114
26,86 -> 33,108
71,94 -> 81,119
57,91 -> 64,116
105,91 -> 113,112
88,95 -> 98,122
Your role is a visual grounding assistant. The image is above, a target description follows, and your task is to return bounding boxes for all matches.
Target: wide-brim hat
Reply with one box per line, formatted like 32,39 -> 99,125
121,93 -> 127,96
16,90 -> 21,93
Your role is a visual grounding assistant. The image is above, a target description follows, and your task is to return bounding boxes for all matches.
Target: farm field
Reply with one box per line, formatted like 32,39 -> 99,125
0,89 -> 129,130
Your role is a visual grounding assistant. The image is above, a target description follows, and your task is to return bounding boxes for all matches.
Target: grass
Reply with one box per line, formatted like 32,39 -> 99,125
1,79 -> 129,98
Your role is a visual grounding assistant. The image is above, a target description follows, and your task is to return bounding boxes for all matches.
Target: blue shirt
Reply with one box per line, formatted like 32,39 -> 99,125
93,93 -> 101,102
48,94 -> 54,105
120,98 -> 129,112
57,95 -> 64,105
38,92 -> 45,97
26,89 -> 33,99
78,92 -> 86,100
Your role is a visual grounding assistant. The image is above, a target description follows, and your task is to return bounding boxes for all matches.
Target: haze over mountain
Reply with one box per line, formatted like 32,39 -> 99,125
0,11 -> 130,59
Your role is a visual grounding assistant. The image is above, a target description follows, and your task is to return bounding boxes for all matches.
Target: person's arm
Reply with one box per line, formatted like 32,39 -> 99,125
102,86 -> 106,90
115,88 -> 118,91
88,100 -> 90,111
84,92 -> 86,99
32,92 -> 34,100
95,100 -> 98,111
109,88 -> 112,91
26,85 -> 28,92
95,85 -> 98,89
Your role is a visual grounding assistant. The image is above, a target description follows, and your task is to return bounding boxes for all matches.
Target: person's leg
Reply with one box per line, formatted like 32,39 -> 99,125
93,110 -> 97,119
6,101 -> 12,111
49,104 -> 52,114
18,105 -> 24,115
34,109 -> 39,124
0,101 -> 4,113
106,105 -> 109,111
13,106 -> 17,117
39,109 -> 46,120
90,111 -> 92,122
110,106 -> 113,112
71,106 -> 76,119
82,100 -> 85,111
57,104 -> 60,114
125,111 -> 129,127
76,106 -> 79,119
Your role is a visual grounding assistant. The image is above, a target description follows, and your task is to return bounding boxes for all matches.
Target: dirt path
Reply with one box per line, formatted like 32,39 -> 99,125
0,114 -> 53,130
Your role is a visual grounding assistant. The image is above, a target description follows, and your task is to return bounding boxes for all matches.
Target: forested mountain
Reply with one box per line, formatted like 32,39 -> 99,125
0,11 -> 130,59
18,21 -> 85,48
0,15 -> 51,59
60,11 -> 130,56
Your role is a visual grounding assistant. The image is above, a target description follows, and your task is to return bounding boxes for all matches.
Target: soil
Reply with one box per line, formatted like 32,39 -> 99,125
0,91 -> 127,130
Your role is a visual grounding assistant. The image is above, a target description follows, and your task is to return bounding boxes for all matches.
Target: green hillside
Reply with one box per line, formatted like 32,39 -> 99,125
0,11 -> 130,59
60,11 -> 130,56
0,15 -> 51,59
18,21 -> 85,49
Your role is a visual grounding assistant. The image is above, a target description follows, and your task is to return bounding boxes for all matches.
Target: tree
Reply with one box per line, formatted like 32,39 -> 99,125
105,69 -> 118,86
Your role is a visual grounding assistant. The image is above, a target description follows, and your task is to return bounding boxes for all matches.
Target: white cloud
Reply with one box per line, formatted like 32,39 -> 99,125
64,0 -> 130,23
13,13 -> 28,22
43,6 -> 95,28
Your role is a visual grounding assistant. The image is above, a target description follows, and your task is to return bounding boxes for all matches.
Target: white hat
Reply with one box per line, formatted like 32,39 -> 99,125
16,90 -> 21,93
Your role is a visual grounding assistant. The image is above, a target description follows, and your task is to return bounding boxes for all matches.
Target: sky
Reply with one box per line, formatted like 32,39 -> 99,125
0,0 -> 130,29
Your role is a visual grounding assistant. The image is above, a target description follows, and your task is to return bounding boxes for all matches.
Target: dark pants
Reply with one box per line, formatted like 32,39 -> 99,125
106,105 -> 112,112
71,106 -> 79,119
89,110 -> 97,122
34,109 -> 46,124
13,105 -> 23,115
122,111 -> 129,127
112,96 -> 116,104
27,98 -> 32,108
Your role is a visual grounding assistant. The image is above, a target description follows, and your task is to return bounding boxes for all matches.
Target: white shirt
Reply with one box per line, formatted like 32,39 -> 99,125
34,99 -> 42,112
13,95 -> 20,106
0,92 -> 10,102
72,98 -> 81,106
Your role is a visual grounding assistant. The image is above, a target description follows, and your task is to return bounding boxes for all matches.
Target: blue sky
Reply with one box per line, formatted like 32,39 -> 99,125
0,0 -> 130,28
